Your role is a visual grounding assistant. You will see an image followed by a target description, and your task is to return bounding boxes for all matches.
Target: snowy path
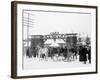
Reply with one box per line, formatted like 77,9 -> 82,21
23,56 -> 91,70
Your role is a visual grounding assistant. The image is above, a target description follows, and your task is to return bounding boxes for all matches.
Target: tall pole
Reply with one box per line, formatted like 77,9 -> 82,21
27,13 -> 29,47
23,12 -> 34,58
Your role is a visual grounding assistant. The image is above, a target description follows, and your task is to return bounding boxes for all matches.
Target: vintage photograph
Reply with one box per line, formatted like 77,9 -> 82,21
22,10 -> 92,70
11,1 -> 97,78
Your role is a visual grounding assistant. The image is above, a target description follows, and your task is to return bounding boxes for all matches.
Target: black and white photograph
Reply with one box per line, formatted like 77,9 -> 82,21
23,10 -> 92,69
11,1 -> 97,78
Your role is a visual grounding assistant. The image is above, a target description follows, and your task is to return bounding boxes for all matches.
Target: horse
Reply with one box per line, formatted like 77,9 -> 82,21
37,46 -> 48,61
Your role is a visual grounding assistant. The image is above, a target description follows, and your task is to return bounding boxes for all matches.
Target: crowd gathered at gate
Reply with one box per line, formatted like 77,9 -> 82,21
26,44 -> 91,64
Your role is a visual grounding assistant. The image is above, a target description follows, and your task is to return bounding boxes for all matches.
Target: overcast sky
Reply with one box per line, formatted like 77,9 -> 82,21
23,10 -> 91,39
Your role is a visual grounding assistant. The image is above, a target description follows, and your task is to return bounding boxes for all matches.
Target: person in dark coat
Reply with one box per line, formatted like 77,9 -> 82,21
51,48 -> 58,57
32,47 -> 37,58
87,46 -> 91,64
26,48 -> 29,57
79,46 -> 88,64
72,47 -> 78,60
63,47 -> 68,60
26,47 -> 32,58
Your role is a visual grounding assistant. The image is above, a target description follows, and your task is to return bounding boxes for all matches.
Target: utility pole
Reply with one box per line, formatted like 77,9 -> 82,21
23,12 -> 34,47
23,11 -> 34,58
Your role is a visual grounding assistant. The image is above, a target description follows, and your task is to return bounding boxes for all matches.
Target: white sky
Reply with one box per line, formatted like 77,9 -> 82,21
23,10 -> 91,39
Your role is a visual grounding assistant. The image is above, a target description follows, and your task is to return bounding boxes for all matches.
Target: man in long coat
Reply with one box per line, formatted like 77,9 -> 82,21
79,46 -> 88,64
87,46 -> 91,64
63,47 -> 68,60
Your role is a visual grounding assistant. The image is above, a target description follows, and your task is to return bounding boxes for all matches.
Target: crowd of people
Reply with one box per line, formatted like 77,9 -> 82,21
26,45 -> 91,64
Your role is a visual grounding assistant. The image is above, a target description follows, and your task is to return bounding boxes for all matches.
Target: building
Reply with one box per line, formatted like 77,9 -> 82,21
30,32 -> 77,48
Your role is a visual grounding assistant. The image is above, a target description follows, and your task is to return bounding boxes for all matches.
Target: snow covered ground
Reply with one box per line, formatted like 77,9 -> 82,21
23,56 -> 91,70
